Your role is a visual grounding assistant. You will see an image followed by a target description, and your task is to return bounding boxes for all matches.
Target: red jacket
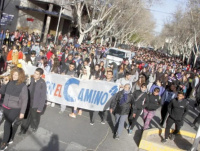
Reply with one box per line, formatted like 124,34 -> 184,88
46,51 -> 53,60
7,50 -> 23,61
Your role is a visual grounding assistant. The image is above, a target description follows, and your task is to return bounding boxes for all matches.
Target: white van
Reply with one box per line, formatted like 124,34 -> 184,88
105,48 -> 132,67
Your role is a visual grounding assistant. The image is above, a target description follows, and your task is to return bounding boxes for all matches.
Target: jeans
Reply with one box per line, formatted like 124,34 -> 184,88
115,114 -> 128,136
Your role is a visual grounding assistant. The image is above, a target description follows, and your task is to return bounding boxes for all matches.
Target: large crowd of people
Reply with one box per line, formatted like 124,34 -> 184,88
0,29 -> 199,150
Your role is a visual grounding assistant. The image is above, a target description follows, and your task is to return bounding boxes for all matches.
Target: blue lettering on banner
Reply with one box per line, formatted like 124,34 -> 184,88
100,93 -> 108,105
84,89 -> 93,102
78,88 -> 84,101
94,91 -> 103,105
109,86 -> 118,96
46,81 -> 56,95
90,90 -> 97,103
63,78 -> 80,102
63,78 -> 119,105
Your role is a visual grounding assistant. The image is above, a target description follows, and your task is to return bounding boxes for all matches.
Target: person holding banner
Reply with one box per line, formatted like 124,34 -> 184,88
89,70 -> 114,125
116,72 -> 132,91
60,63 -> 77,114
19,68 -> 47,134
110,83 -> 132,140
69,66 -> 90,118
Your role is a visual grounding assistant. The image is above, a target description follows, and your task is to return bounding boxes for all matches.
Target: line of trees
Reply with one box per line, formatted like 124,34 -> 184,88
154,0 -> 200,66
69,0 -> 156,45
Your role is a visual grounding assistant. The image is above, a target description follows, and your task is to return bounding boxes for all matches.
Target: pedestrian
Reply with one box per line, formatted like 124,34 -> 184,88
143,87 -> 161,130
160,84 -> 177,127
19,68 -> 47,134
128,83 -> 149,134
110,83 -> 132,139
0,67 -> 28,150
162,91 -> 189,143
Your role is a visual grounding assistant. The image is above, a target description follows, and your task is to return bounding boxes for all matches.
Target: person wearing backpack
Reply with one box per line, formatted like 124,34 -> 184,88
127,83 -> 149,134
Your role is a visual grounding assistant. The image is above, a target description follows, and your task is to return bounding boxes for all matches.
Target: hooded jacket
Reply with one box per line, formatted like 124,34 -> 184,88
145,94 -> 161,111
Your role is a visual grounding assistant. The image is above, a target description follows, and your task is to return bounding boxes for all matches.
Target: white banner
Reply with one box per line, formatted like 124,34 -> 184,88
22,64 -> 119,111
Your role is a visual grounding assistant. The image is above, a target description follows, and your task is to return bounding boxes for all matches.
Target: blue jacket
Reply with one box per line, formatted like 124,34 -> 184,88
150,84 -> 165,97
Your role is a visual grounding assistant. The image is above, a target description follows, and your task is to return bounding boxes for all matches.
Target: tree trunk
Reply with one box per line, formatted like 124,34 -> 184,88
43,4 -> 53,44
182,53 -> 186,63
114,40 -> 117,47
78,33 -> 85,44
194,55 -> 198,67
100,37 -> 104,46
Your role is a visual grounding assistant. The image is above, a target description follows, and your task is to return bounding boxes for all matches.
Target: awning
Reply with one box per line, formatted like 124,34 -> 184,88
16,5 -> 73,21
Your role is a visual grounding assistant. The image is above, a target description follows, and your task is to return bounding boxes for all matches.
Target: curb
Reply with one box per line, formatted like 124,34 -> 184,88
139,128 -> 196,151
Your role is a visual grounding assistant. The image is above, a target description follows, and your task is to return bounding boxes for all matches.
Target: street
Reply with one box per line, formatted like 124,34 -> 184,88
0,98 -> 197,151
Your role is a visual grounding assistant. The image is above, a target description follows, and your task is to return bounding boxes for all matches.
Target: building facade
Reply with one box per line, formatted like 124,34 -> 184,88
1,0 -> 74,42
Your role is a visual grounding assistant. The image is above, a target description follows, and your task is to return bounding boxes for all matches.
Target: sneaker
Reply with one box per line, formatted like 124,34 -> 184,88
115,136 -> 119,140
31,128 -> 37,133
0,143 -> 7,151
51,103 -> 55,107
126,124 -> 129,130
59,111 -> 64,114
161,139 -> 168,143
191,123 -> 195,128
90,122 -> 94,125
169,134 -> 175,140
160,124 -> 164,128
128,129 -> 133,135
69,113 -> 76,118
101,121 -> 105,124
77,110 -> 82,115
46,102 -> 51,106
8,140 -> 13,145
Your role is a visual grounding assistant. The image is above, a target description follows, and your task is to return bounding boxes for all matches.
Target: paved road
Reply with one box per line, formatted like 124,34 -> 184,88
0,98 -> 198,151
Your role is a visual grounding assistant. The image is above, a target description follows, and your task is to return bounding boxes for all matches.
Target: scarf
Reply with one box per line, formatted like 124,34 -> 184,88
119,90 -> 130,105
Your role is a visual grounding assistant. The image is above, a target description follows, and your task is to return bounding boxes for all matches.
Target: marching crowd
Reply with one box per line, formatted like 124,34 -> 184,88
0,29 -> 199,150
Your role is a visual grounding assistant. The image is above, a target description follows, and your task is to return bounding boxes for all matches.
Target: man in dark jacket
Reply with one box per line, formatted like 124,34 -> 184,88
20,68 -> 47,133
110,83 -> 132,139
162,91 -> 189,143
61,54 -> 76,74
143,87 -> 161,130
128,83 -> 149,134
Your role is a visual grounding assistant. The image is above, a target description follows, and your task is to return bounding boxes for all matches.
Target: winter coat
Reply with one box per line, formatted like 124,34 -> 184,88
168,98 -> 189,121
110,90 -> 132,115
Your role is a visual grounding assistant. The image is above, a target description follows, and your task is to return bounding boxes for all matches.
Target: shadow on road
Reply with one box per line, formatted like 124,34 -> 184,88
40,134 -> 59,151
133,129 -> 143,146
174,135 -> 192,150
